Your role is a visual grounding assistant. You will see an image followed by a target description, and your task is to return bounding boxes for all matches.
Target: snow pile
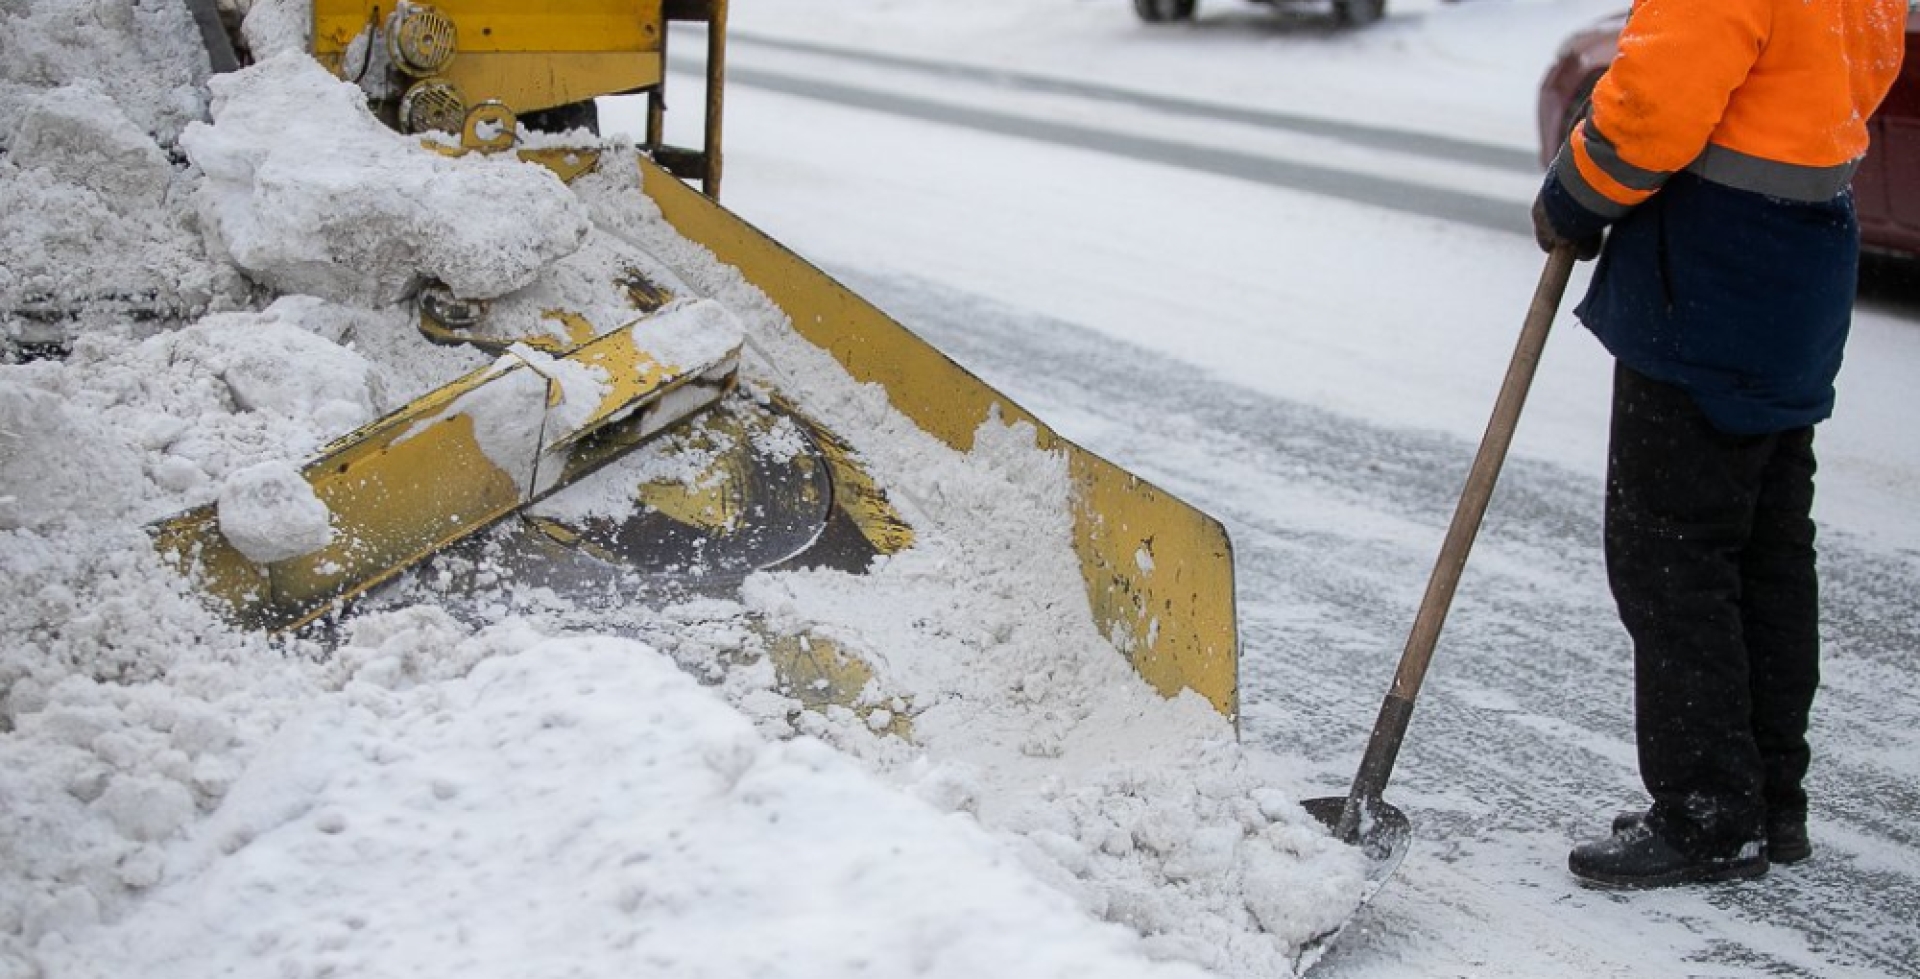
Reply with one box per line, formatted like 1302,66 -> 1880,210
571,161 -> 1370,969
0,380 -> 149,531
1,3 -> 1366,978
33,638 -> 1218,979
731,417 -> 1366,967
173,308 -> 385,429
0,301 -> 398,534
0,83 -> 236,336
0,0 -> 210,147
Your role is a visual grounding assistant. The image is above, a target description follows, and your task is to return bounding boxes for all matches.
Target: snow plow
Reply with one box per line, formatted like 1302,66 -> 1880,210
0,0 -> 1432,970
147,0 -> 1240,720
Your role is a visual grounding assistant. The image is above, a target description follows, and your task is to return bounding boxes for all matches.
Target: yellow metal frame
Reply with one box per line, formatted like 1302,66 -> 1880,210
313,0 -> 727,196
649,0 -> 726,197
635,157 -> 1241,722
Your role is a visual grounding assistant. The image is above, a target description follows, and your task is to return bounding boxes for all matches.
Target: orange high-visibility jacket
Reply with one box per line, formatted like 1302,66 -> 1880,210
1555,0 -> 1907,219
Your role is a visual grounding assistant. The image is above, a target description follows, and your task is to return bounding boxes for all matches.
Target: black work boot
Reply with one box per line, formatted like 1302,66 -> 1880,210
1571,820 -> 1767,889
1613,809 -> 1811,865
1763,812 -> 1811,864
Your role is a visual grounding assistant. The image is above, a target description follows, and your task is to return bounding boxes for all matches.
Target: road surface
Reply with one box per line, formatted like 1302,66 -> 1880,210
634,30 -> 1920,978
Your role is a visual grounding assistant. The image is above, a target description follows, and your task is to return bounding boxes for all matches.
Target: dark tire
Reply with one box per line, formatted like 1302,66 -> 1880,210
1134,0 -> 1197,23
520,100 -> 601,136
1565,73 -> 1600,143
1332,0 -> 1385,26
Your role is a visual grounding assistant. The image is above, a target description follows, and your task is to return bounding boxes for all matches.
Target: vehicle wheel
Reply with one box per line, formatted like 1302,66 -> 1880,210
1564,73 -> 1600,143
520,100 -> 601,136
1332,0 -> 1384,26
1134,0 -> 1197,23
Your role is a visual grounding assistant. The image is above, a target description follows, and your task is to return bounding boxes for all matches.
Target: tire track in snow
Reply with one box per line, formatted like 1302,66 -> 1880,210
724,32 -> 1539,174
679,44 -> 1529,234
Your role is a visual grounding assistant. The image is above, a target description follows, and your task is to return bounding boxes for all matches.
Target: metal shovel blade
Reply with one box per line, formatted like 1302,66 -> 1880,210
1292,796 -> 1413,968
1302,796 -> 1413,884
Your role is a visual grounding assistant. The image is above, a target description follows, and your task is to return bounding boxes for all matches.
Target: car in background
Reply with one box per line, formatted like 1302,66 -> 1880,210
1537,10 -> 1920,259
1134,0 -> 1386,28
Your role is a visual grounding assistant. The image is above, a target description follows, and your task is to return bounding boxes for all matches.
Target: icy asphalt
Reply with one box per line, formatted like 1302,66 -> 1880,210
648,12 -> 1920,977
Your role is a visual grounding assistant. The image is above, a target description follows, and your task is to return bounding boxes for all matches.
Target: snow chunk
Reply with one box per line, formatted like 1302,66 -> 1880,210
0,380 -> 149,530
180,54 -> 591,305
0,0 -> 210,150
481,228 -> 696,345
232,0 -> 311,60
9,85 -> 173,208
0,84 -> 233,331
94,774 -> 197,843
638,297 -> 748,371
501,343 -> 610,445
217,461 -> 333,563
170,311 -> 383,432
394,356 -> 547,488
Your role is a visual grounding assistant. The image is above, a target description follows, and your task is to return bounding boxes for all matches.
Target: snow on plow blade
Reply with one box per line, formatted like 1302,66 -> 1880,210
635,158 -> 1241,721
153,316 -> 741,633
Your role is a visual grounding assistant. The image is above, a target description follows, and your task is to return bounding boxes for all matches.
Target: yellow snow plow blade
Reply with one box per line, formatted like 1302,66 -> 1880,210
634,159 -> 1240,721
154,319 -> 740,632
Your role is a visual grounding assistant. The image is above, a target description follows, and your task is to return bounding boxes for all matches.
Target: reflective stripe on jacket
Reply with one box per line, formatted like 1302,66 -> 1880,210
1553,0 -> 1906,220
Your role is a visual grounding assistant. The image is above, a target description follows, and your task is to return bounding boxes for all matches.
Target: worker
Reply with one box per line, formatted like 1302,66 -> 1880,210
1531,0 -> 1906,888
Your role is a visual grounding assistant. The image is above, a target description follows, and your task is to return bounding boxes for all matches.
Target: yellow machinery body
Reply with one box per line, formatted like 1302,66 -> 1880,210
175,0 -> 1240,721
312,0 -> 664,116
307,0 -> 725,193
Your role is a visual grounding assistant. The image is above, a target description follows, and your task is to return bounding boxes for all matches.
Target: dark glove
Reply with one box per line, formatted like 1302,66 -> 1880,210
1532,194 -> 1601,261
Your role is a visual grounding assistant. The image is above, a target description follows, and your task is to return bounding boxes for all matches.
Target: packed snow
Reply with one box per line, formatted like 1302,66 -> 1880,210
0,2 -> 1379,978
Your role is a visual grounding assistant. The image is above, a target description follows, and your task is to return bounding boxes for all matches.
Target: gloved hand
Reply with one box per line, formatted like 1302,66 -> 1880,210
1532,194 -> 1602,261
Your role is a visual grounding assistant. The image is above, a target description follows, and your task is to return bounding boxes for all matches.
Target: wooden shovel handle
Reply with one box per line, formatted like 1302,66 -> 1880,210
1335,246 -> 1578,842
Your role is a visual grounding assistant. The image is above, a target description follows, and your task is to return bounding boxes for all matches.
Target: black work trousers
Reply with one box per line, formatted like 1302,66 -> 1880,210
1605,364 -> 1820,859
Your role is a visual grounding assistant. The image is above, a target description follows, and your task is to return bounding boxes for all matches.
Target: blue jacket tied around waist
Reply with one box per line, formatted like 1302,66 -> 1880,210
1541,169 -> 1858,437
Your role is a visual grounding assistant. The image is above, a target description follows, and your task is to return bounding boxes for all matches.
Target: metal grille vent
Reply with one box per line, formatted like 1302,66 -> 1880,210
388,4 -> 457,76
399,79 -> 465,134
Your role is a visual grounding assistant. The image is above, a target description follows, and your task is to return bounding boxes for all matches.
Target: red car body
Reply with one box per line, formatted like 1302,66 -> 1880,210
1537,10 -> 1920,258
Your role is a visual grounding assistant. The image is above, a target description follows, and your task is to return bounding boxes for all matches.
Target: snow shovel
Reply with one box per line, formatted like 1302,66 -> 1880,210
1300,245 -> 1579,943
